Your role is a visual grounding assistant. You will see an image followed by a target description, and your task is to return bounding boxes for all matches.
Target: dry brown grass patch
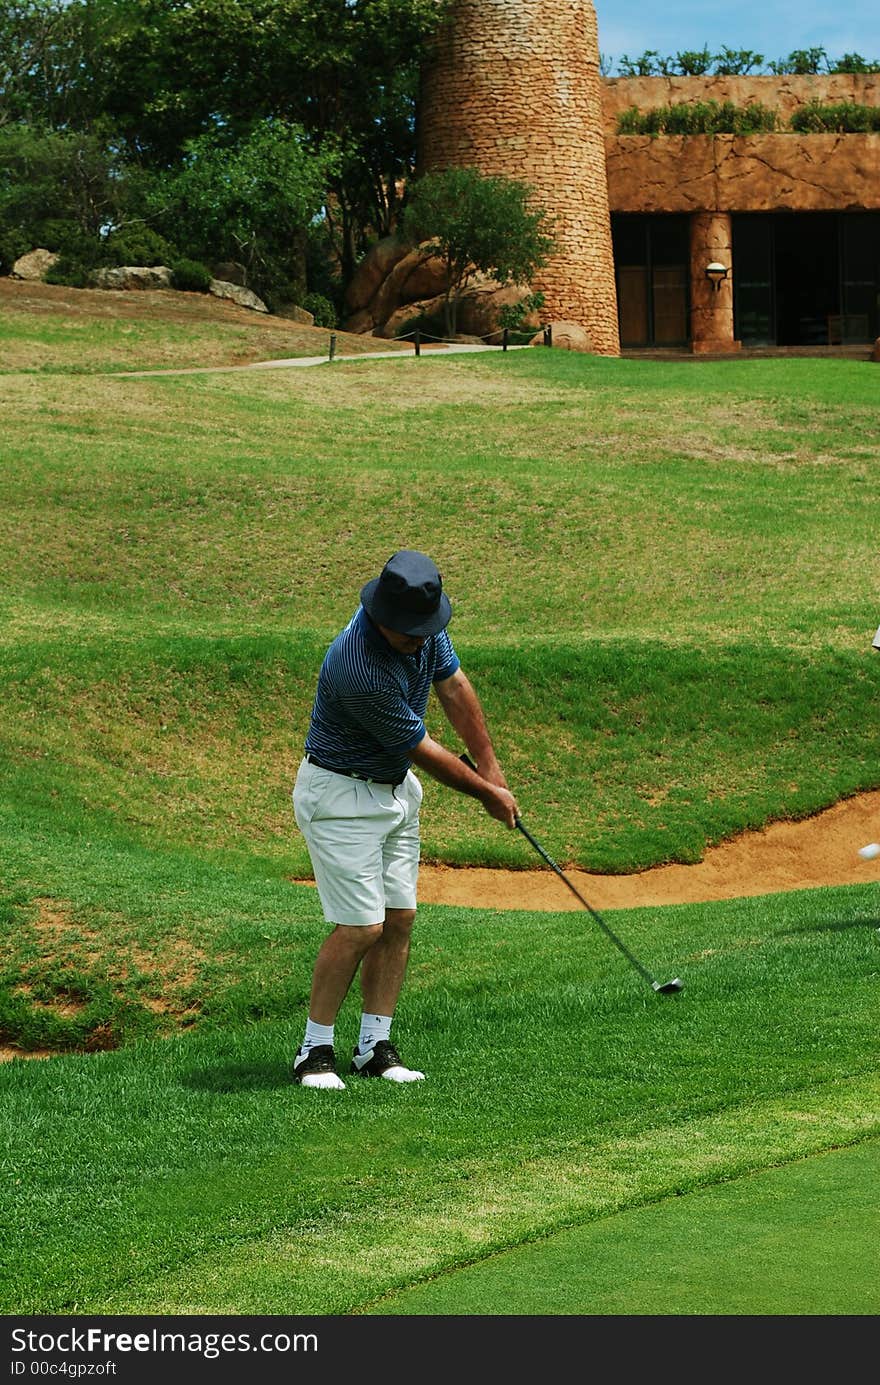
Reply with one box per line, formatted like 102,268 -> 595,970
0,277 -> 409,371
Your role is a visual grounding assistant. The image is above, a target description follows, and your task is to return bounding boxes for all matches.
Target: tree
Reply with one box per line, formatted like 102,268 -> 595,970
674,47 -> 713,75
769,47 -> 827,74
0,122 -> 131,271
828,53 -> 880,73
618,51 -> 661,76
92,0 -> 449,281
400,167 -> 556,339
0,0 -> 95,129
148,118 -> 336,305
711,48 -> 765,75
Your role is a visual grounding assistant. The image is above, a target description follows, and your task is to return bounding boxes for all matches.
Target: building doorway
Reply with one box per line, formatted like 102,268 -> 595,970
732,213 -> 880,346
612,215 -> 690,347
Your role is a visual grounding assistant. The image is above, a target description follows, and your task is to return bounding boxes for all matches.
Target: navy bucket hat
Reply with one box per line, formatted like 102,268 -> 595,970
360,549 -> 452,637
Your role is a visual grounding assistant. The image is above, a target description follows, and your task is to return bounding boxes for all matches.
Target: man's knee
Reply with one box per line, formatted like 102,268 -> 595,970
383,907 -> 416,939
331,921 -> 384,955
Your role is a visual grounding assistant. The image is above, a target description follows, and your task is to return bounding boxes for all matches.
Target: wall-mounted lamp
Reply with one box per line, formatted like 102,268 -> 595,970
705,261 -> 729,292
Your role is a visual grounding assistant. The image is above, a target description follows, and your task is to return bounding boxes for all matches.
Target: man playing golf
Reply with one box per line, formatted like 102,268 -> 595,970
292,549 -> 518,1089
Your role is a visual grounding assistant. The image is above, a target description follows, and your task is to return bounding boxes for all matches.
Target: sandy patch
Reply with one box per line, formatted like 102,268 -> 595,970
0,1046 -> 55,1062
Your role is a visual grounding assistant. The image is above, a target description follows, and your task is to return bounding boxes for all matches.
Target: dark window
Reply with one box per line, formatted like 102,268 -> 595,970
733,212 -> 880,346
841,214 -> 880,341
612,215 -> 689,347
775,214 -> 838,345
732,216 -> 774,345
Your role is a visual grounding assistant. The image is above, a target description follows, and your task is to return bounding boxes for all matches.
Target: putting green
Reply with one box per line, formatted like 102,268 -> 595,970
364,1138 -> 880,1315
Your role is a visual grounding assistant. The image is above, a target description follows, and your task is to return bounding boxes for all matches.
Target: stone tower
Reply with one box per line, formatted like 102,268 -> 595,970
418,0 -> 620,355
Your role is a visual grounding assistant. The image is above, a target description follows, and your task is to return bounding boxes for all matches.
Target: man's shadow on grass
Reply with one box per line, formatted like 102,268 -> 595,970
180,1060 -> 292,1092
779,913 -> 880,937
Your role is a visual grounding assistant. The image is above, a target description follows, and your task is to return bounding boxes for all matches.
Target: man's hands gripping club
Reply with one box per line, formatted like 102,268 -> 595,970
407,666 -> 518,828
408,736 -> 519,827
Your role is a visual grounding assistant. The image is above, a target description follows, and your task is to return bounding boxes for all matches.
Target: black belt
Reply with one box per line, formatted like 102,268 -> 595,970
306,754 -> 407,788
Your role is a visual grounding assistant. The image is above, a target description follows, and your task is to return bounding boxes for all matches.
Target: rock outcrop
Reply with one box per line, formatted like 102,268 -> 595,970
92,266 -> 173,290
11,249 -> 59,281
208,280 -> 268,313
529,320 -> 593,352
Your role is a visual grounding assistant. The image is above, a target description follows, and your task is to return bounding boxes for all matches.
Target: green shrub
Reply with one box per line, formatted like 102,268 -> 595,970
42,231 -> 105,286
37,221 -> 104,263
726,101 -> 779,135
497,290 -> 545,333
828,53 -> 880,73
789,101 -> 880,132
617,105 -> 646,135
617,100 -> 779,136
674,47 -> 713,75
43,257 -> 94,289
394,308 -> 446,342
301,291 -> 337,328
0,229 -> 30,275
711,48 -> 765,75
170,258 -> 213,292
611,48 -> 880,76
769,47 -> 827,75
102,226 -> 177,267
254,277 -> 295,315
618,51 -> 662,76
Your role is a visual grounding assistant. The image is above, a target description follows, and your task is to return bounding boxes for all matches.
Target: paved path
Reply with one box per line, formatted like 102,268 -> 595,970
117,341 -> 530,378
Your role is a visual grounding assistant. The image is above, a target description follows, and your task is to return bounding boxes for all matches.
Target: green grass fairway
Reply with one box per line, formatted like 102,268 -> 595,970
363,1139 -> 880,1315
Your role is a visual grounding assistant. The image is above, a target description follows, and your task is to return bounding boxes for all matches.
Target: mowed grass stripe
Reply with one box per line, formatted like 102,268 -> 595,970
363,1138 -> 880,1316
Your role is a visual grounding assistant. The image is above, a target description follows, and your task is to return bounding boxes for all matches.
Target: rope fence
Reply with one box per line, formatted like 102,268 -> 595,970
326,323 -> 553,360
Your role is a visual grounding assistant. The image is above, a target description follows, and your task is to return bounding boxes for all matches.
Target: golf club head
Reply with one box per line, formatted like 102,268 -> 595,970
652,978 -> 684,994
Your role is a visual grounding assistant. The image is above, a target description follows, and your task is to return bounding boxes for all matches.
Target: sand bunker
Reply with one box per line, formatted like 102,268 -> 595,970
292,789 -> 880,911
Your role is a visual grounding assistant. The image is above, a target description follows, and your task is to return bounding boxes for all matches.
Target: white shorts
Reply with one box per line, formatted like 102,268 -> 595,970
292,756 -> 423,925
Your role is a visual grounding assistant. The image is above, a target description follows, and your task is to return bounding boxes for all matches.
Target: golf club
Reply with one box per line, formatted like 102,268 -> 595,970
460,754 -> 683,994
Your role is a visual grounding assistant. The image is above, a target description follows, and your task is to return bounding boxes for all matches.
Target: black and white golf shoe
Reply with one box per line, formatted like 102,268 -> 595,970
350,1040 -> 425,1083
291,1044 -> 346,1089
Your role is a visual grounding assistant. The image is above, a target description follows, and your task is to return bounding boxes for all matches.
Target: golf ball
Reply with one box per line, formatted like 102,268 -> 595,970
858,842 -> 880,861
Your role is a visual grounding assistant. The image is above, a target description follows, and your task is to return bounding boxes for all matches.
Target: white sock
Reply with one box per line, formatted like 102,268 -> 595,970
357,1013 -> 392,1052
301,1019 -> 334,1053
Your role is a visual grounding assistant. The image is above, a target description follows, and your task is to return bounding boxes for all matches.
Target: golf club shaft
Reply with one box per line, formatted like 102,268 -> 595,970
512,816 -> 657,986
459,753 -> 659,988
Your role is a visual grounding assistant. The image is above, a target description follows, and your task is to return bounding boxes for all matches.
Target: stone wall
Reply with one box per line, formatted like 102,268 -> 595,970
601,73 -> 880,134
418,0 -> 619,355
605,132 -> 880,213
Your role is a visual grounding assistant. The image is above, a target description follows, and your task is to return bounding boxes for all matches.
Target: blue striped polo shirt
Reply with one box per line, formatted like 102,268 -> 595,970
303,607 -> 460,782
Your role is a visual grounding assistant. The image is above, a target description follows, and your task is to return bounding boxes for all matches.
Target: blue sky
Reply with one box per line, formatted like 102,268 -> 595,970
593,2 -> 880,71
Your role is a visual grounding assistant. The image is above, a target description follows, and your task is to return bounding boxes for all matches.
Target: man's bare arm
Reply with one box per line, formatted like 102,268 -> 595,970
432,668 -> 509,788
408,731 -> 518,828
